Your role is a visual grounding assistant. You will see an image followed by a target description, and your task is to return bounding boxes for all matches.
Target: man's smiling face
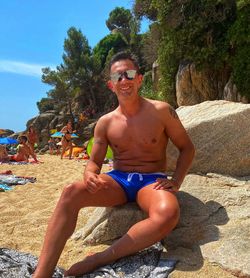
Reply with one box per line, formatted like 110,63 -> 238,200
109,59 -> 143,99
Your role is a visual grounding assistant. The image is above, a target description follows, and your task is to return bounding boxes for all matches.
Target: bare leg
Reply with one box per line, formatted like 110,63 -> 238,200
68,143 -> 73,160
60,145 -> 66,159
33,175 -> 127,278
64,184 -> 180,276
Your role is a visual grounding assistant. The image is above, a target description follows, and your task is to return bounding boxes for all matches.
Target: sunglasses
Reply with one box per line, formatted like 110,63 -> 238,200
110,69 -> 137,82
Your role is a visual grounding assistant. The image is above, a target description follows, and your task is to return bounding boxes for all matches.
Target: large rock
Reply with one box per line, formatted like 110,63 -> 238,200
73,173 -> 250,277
223,76 -> 249,103
73,203 -> 146,245
164,174 -> 250,277
175,63 -> 248,106
176,63 -> 229,106
167,100 -> 250,176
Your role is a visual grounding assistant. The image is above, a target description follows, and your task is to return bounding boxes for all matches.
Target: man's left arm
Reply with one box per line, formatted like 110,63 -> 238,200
163,105 -> 195,190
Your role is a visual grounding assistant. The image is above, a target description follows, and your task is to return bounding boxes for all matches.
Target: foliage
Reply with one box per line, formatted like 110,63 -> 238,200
93,33 -> 128,69
38,1 -> 249,120
106,7 -> 132,30
140,23 -> 161,71
36,97 -> 55,113
150,0 -> 237,105
133,0 -> 158,21
106,7 -> 133,42
227,0 -> 250,98
140,71 -> 164,100
41,27 -> 98,115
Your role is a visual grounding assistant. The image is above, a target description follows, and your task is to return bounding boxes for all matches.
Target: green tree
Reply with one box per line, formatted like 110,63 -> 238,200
62,27 -> 97,107
93,33 -> 128,69
106,7 -> 133,42
41,27 -> 100,117
41,66 -> 74,115
133,0 -> 158,21
36,97 -> 55,113
227,0 -> 250,98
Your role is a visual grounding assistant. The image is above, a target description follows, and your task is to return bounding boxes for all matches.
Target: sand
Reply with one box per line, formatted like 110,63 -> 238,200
0,154 -> 235,277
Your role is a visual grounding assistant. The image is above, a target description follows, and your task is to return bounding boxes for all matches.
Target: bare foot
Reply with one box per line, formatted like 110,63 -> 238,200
64,253 -> 101,277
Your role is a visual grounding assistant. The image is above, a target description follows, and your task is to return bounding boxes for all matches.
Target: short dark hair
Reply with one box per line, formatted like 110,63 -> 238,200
19,135 -> 28,142
109,51 -> 140,73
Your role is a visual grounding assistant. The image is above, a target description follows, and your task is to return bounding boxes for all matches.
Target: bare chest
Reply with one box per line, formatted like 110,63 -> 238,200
107,116 -> 165,152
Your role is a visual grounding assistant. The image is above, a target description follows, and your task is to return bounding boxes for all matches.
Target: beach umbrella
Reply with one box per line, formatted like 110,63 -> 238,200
51,131 -> 79,138
51,131 -> 63,138
0,137 -> 18,145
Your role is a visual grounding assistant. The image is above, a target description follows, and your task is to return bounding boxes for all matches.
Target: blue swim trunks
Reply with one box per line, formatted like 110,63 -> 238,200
106,170 -> 167,202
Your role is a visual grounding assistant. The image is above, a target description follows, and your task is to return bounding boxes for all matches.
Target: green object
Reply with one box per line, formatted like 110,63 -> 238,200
87,137 -> 113,159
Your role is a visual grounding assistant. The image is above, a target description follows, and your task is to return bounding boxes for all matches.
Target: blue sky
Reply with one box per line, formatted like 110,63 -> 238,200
0,1 -> 149,133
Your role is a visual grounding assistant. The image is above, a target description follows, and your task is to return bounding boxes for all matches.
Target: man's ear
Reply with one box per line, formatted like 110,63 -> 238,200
107,80 -> 114,91
138,74 -> 143,88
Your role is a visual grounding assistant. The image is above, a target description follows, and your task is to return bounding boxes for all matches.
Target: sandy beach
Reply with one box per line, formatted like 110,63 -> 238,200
0,154 -> 235,277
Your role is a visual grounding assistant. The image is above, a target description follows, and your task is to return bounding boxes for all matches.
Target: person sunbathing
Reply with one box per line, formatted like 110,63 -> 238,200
0,145 -> 9,162
9,135 -> 38,163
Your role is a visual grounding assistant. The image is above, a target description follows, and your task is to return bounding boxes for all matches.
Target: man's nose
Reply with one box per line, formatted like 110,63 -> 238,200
119,73 -> 128,82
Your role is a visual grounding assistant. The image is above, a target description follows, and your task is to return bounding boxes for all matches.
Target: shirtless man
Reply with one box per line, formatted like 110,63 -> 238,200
10,135 -> 38,163
60,121 -> 75,159
33,51 -> 195,278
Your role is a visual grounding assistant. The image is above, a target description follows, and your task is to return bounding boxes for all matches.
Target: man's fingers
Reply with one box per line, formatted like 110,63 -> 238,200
154,178 -> 179,192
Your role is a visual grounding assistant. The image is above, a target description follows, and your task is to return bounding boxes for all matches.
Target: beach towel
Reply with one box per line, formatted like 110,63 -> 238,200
0,248 -> 63,278
0,159 -> 39,165
0,184 -> 12,192
0,175 -> 36,186
0,243 -> 176,278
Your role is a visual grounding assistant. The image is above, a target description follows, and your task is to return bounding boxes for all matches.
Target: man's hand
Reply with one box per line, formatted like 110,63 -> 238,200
153,177 -> 179,193
84,172 -> 106,194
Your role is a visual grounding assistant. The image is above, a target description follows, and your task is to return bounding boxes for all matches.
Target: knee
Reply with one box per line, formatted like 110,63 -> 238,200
151,201 -> 180,229
60,181 -> 84,208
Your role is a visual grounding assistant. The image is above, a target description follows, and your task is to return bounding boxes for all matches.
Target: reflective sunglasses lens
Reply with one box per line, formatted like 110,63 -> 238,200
110,70 -> 137,82
110,72 -> 120,82
125,70 -> 137,79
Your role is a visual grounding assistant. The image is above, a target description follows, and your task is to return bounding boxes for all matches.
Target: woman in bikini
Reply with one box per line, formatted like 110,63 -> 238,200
26,125 -> 38,154
60,121 -> 76,159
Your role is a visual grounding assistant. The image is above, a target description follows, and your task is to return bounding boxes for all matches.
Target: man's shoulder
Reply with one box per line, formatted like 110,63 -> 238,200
145,98 -> 171,110
98,110 -> 117,122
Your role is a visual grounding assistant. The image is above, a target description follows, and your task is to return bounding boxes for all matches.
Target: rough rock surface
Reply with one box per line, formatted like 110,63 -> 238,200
73,203 -> 147,245
165,174 -> 250,277
175,63 -> 248,106
167,100 -> 250,176
73,174 -> 250,277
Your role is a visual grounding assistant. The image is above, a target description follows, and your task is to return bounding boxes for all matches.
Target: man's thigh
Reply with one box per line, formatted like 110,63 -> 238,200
136,183 -> 179,214
75,173 -> 127,207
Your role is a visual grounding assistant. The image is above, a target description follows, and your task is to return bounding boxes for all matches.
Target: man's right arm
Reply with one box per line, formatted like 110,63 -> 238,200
83,117 -> 109,193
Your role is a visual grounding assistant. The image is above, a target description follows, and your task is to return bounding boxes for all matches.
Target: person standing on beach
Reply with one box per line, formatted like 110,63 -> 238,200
26,125 -> 38,153
60,121 -> 76,160
33,51 -> 195,277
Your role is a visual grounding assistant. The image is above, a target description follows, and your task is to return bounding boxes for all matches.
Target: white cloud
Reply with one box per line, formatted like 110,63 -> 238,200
0,60 -> 51,77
